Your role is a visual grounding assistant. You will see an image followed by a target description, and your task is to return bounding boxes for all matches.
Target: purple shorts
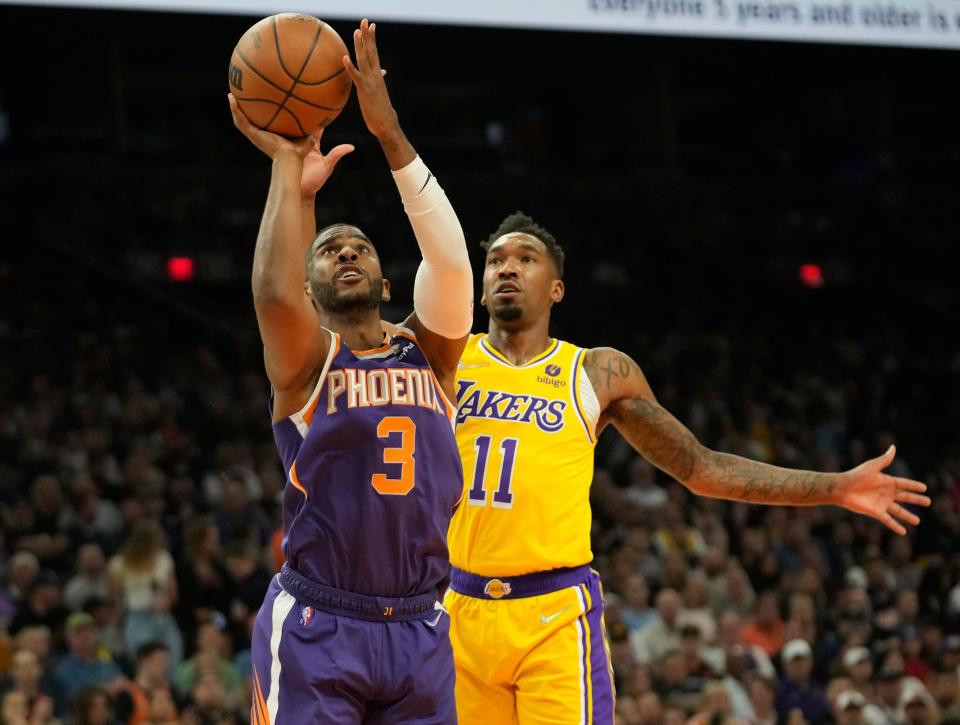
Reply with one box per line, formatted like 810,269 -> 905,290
251,572 -> 455,724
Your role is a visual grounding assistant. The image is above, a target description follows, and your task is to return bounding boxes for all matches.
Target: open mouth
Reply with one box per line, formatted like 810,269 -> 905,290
494,282 -> 520,294
336,265 -> 364,281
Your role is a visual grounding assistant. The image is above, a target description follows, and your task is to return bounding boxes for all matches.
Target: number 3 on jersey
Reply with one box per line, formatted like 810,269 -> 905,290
372,416 -> 416,495
467,435 -> 519,508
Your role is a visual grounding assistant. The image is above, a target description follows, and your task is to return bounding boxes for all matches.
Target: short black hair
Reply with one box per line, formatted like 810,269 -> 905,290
482,211 -> 565,278
136,641 -> 169,662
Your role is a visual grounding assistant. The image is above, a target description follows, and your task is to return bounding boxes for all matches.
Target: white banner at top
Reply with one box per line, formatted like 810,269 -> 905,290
5,0 -> 960,49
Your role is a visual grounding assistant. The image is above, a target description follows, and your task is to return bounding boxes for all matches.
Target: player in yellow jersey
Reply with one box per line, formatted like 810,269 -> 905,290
445,211 -> 932,725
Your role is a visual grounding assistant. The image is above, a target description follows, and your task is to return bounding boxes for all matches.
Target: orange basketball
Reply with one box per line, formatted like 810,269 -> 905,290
228,14 -> 352,137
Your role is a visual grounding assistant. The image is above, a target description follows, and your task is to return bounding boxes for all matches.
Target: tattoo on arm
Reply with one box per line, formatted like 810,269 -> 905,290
590,347 -> 841,506
609,395 -> 699,481
696,453 -> 839,504
599,353 -> 631,390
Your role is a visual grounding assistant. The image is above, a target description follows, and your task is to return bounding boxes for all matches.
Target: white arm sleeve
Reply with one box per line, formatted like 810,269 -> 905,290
392,155 -> 473,339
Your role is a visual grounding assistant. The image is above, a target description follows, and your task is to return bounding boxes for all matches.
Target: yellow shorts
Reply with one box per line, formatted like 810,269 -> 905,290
444,566 -> 615,724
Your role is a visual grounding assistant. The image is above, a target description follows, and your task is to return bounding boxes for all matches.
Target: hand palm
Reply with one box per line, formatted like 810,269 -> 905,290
840,446 -> 930,535
300,133 -> 354,198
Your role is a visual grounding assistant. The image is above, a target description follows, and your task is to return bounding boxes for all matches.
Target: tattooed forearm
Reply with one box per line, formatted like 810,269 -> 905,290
694,449 -> 840,504
590,347 -> 844,506
611,396 -> 842,504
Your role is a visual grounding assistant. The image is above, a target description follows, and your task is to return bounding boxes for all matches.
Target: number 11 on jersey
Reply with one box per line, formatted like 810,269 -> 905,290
467,435 -> 519,508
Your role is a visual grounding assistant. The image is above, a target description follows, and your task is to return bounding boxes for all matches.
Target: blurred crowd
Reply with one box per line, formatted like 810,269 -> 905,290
1,247 -> 958,724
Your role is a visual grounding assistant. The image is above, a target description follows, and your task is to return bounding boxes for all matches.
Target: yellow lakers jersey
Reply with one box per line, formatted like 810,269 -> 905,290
449,334 -> 600,577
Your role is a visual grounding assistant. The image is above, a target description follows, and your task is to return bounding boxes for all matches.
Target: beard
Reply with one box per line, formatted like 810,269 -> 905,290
311,275 -> 384,314
491,302 -> 523,322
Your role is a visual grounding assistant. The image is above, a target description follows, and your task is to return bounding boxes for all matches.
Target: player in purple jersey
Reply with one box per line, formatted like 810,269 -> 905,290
228,19 -> 472,724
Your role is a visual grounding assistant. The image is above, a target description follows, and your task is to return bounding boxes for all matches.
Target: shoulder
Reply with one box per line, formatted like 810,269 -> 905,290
582,346 -> 643,390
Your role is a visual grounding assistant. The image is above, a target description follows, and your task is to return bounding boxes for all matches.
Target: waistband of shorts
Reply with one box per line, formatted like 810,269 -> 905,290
279,564 -> 439,623
449,564 -> 592,600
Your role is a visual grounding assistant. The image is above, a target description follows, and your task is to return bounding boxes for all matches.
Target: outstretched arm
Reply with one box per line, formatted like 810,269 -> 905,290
341,20 -> 472,390
585,347 -> 931,535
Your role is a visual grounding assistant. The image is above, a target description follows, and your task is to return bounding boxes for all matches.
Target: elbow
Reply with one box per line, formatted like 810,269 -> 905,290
680,445 -> 717,498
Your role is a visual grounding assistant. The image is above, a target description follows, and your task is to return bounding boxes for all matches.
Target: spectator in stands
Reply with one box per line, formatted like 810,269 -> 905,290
175,518 -> 227,649
107,523 -> 182,674
115,641 -> 175,725
619,575 -> 655,634
181,672 -> 242,725
677,622 -> 716,680
654,650 -> 704,713
5,553 -> 39,614
221,543 -> 269,649
742,591 -> 785,657
834,689 -> 868,725
680,574 -> 717,643
775,639 -> 827,722
630,588 -> 681,665
63,545 -> 109,613
843,645 -> 874,701
748,675 -> 777,725
898,681 -> 939,724
867,663 -> 904,725
72,686 -> 112,725
624,457 -> 666,510
634,691 -> 662,724
212,479 -> 270,548
83,598 -> 124,662
2,690 -> 55,725
51,613 -> 124,716
688,680 -> 734,725
5,648 -> 55,722
19,476 -> 71,572
174,621 -> 241,703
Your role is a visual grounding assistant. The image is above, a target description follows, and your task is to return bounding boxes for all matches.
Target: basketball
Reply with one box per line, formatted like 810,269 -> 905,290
228,14 -> 352,137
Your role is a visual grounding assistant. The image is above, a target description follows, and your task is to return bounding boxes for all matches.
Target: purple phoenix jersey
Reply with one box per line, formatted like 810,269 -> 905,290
272,327 -> 463,597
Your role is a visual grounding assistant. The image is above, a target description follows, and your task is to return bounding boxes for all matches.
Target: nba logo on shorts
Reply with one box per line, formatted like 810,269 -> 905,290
484,579 -> 511,599
544,364 -> 561,377
300,606 -> 314,627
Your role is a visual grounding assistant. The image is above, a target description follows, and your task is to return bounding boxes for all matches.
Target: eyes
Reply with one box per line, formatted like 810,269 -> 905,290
319,243 -> 371,257
487,255 -> 536,265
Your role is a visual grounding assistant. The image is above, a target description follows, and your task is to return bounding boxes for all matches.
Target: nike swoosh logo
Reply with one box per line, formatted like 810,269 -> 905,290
458,363 -> 489,370
540,607 -> 570,625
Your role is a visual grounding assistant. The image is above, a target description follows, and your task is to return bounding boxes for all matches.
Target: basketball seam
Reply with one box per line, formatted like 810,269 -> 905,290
294,67 -> 347,86
236,50 -> 345,110
264,18 -> 326,133
274,105 -> 307,137
233,95 -> 311,129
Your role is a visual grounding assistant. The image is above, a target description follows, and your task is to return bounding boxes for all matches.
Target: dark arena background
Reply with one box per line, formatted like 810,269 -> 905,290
1,2 -> 959,724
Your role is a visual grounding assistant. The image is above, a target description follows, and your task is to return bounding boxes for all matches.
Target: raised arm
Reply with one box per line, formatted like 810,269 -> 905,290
228,96 -> 349,418
584,347 -> 931,535
341,20 -> 473,390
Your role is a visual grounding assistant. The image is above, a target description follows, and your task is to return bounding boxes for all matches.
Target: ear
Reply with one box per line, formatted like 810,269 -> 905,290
304,281 -> 319,311
480,291 -> 487,307
381,278 -> 391,303
550,279 -> 565,304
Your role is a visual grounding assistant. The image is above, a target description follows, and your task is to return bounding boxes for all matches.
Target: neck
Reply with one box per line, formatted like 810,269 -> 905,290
486,317 -> 552,366
321,308 -> 385,351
